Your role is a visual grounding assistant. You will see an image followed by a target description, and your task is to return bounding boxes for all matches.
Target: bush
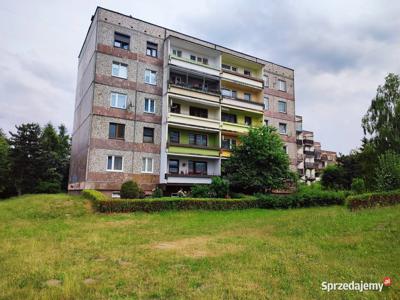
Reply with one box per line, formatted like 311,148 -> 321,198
152,187 -> 163,198
82,189 -> 107,201
351,178 -> 366,194
346,190 -> 400,210
375,151 -> 400,191
120,180 -> 143,199
321,165 -> 346,190
209,176 -> 229,198
191,185 -> 211,198
36,181 -> 61,194
256,189 -> 345,209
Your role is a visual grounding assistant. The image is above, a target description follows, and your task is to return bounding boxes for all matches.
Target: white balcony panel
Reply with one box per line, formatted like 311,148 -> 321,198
221,71 -> 263,89
169,56 -> 220,77
166,176 -> 212,184
221,97 -> 264,112
168,113 -> 220,130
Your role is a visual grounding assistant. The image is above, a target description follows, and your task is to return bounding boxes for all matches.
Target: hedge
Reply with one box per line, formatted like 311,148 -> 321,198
82,189 -> 346,213
346,190 -> 400,210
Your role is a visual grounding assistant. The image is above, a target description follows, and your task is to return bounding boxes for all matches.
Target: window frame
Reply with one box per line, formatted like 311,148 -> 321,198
221,112 -> 237,124
188,160 -> 208,175
146,41 -> 158,58
114,32 -> 130,50
244,116 -> 252,126
264,96 -> 269,110
143,127 -> 155,143
244,69 -> 251,76
106,155 -> 123,172
144,98 -> 156,114
172,49 -> 182,57
141,157 -> 153,173
243,92 -> 251,101
109,122 -> 125,140
110,92 -> 127,109
144,69 -> 157,85
278,79 -> 287,92
170,103 -> 181,114
168,159 -> 179,174
188,133 -> 208,147
189,106 -> 208,119
278,100 -> 287,113
279,123 -> 288,135
169,130 -> 180,144
112,62 -> 128,79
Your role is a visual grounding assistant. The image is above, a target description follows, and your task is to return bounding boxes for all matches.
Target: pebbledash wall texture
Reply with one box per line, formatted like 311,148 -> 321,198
68,7 -> 299,195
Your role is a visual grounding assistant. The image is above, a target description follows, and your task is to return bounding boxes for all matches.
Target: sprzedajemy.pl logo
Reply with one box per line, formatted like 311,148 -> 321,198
321,277 -> 392,292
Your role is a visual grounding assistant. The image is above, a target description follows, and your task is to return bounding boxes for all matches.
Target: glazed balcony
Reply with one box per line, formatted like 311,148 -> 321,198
220,84 -> 264,112
220,108 -> 263,134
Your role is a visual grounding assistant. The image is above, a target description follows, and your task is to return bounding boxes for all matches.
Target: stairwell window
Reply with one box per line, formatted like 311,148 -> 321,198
145,69 -> 157,85
146,42 -> 158,57
143,127 -> 154,143
112,62 -> 128,79
264,96 -> 269,110
142,157 -> 153,173
263,75 -> 269,87
114,32 -> 130,50
278,79 -> 287,92
107,155 -> 123,172
144,98 -> 155,113
279,123 -> 287,135
278,100 -> 287,113
110,92 -> 127,109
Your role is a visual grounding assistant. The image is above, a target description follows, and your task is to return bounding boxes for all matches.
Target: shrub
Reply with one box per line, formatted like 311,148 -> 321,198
375,151 -> 400,191
82,189 -> 107,201
120,180 -> 142,199
152,187 -> 163,198
209,177 -> 229,198
321,165 -> 346,190
36,181 -> 61,194
346,190 -> 400,210
351,178 -> 366,194
191,185 -> 211,198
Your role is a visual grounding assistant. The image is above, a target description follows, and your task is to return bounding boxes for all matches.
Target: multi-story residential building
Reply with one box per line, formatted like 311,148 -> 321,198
295,115 -> 337,182
68,7 -> 298,196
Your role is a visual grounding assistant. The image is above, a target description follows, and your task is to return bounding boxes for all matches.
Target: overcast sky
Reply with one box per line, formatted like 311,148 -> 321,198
0,0 -> 399,154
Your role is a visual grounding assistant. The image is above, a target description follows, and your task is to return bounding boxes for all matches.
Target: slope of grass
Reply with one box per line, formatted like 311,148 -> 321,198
0,194 -> 399,299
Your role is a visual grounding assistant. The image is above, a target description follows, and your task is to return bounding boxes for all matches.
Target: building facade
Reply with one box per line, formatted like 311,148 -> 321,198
69,7 -> 300,195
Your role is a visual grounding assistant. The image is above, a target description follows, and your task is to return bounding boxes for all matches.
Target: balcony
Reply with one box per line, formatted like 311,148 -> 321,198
220,70 -> 264,90
169,55 -> 220,77
305,162 -> 315,169
304,150 -> 315,156
168,113 -> 220,131
296,138 -> 303,145
165,173 -> 213,185
167,142 -> 220,157
303,138 -> 314,145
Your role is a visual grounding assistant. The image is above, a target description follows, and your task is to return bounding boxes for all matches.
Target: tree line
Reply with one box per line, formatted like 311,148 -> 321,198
0,123 -> 70,198
321,73 -> 400,192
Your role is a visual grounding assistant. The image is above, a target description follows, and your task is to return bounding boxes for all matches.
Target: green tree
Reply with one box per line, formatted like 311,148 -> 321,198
223,126 -> 294,193
362,73 -> 400,153
0,129 -> 10,193
321,165 -> 346,190
9,123 -> 42,195
375,151 -> 400,191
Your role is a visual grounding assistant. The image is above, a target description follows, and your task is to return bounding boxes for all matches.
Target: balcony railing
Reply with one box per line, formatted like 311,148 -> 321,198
168,81 -> 220,96
168,113 -> 220,130
167,142 -> 220,157
166,173 -> 217,178
303,138 -> 314,145
220,69 -> 264,89
304,150 -> 315,156
168,142 -> 220,151
305,162 -> 315,169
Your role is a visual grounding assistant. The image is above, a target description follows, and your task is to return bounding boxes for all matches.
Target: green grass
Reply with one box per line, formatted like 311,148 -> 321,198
0,194 -> 399,299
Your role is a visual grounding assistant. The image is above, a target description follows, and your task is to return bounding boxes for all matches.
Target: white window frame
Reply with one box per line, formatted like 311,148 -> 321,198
278,100 -> 287,113
106,155 -> 123,172
111,192 -> 121,198
263,75 -> 269,88
110,92 -> 127,109
112,62 -> 128,79
145,69 -> 157,85
144,98 -> 156,113
172,49 -> 182,57
264,96 -> 269,110
141,157 -> 153,173
278,79 -> 286,92
279,123 -> 287,135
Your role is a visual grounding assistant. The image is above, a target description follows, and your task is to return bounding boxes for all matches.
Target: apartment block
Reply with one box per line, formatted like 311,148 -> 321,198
295,116 -> 337,182
69,7 -> 299,195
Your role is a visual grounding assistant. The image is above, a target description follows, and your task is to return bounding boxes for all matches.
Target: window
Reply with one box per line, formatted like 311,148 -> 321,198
202,58 -> 208,65
232,66 -> 237,72
114,32 -> 130,50
278,79 -> 287,92
144,69 -> 157,85
190,55 -> 196,61
143,127 -> 154,143
264,96 -> 269,110
189,106 -> 208,118
263,75 -> 269,87
278,100 -> 287,113
188,161 -> 207,175
112,62 -> 128,79
264,119 -> 269,126
172,49 -> 182,57
170,103 -> 181,114
111,192 -> 121,198
142,157 -> 153,173
244,69 -> 251,76
221,89 -> 237,98
110,92 -> 127,109
109,123 -> 125,139
222,137 -> 236,150
168,160 -> 179,174
144,98 -> 155,113
244,116 -> 252,126
189,133 -> 207,146
169,131 -> 180,144
222,64 -> 230,70
244,93 -> 251,101
283,146 -> 288,154
107,155 -> 123,171
279,123 -> 287,134
146,42 -> 158,57
221,113 -> 237,123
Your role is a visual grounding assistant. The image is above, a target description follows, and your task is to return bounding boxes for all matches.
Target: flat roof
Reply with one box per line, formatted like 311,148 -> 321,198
78,6 -> 294,71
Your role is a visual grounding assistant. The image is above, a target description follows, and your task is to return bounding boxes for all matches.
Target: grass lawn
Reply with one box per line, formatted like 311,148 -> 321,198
0,194 -> 399,299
